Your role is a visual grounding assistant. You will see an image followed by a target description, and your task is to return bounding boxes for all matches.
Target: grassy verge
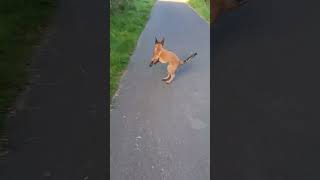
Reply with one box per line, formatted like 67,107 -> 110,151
0,0 -> 56,152
110,0 -> 155,98
187,0 -> 210,22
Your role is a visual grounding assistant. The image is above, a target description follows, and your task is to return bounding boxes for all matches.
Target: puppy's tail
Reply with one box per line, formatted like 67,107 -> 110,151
182,52 -> 198,64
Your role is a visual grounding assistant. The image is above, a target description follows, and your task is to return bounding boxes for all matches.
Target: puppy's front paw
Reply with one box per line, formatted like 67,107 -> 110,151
165,81 -> 171,84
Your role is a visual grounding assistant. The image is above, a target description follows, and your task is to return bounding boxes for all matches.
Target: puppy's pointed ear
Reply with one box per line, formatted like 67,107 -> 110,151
155,37 -> 158,44
160,38 -> 165,45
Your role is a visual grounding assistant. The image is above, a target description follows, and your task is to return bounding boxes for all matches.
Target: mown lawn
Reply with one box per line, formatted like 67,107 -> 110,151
0,0 -> 56,151
110,0 -> 155,98
188,0 -> 210,22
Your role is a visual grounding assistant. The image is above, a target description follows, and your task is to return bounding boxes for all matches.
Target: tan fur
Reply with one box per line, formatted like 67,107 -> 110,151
150,38 -> 196,84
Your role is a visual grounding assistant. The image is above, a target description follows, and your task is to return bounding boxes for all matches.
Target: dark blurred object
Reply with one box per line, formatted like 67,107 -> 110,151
212,0 -> 248,23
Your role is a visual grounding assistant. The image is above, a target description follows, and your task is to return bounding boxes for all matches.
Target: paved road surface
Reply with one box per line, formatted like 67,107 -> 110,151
110,1 -> 210,180
214,1 -> 320,179
0,0 -> 107,179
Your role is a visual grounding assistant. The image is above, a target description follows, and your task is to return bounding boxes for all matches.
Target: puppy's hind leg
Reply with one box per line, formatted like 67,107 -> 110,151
162,74 -> 171,81
165,73 -> 175,84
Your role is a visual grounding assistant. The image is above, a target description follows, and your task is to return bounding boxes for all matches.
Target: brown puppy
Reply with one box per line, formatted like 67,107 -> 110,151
149,37 -> 197,84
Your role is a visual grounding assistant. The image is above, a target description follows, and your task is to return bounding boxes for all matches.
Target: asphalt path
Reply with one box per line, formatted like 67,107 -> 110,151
110,1 -> 210,180
214,1 -> 320,179
0,0 -> 107,179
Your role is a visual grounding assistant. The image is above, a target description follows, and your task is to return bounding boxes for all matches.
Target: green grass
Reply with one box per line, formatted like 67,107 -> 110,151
0,0 -> 56,150
110,0 -> 155,98
188,0 -> 210,22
